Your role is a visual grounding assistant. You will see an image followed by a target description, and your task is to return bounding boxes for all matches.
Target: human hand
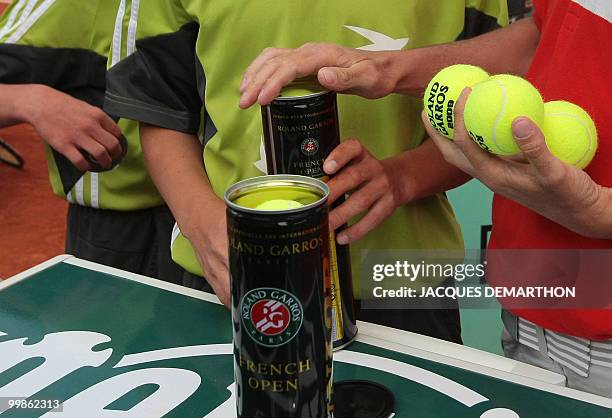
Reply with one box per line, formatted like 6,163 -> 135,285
425,88 -> 611,239
323,139 -> 402,244
239,43 -> 398,108
23,85 -> 123,171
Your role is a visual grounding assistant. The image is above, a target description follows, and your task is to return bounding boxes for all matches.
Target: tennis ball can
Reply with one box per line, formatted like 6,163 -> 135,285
261,81 -> 358,350
225,175 -> 334,418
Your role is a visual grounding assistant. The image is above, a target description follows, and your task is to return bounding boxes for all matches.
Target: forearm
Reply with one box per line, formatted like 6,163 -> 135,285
550,186 -> 612,240
140,124 -> 223,239
0,84 -> 38,126
386,138 -> 472,204
390,18 -> 540,96
586,188 -> 612,239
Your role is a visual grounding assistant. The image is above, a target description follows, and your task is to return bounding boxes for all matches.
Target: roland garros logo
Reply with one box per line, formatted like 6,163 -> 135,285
241,288 -> 303,347
300,138 -> 319,156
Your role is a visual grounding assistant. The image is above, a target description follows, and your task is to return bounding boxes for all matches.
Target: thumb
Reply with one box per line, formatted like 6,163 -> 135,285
318,67 -> 356,91
512,117 -> 557,173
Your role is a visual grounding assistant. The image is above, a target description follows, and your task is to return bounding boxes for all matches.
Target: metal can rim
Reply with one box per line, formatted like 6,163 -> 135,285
274,89 -> 330,101
275,80 -> 331,100
224,174 -> 329,215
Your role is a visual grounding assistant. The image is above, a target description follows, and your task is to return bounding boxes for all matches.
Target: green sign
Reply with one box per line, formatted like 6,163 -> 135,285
0,262 -> 609,417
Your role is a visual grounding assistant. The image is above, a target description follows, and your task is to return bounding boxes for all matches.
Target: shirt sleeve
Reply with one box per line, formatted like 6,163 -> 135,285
0,1 -> 106,98
104,0 -> 202,134
460,0 -> 510,39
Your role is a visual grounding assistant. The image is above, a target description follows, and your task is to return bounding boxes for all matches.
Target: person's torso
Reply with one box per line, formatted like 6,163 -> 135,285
126,0 -> 506,280
184,0 -> 509,255
490,0 -> 612,340
490,0 -> 612,250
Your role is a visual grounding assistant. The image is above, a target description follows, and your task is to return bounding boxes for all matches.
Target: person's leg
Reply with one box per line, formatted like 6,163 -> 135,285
560,362 -> 612,399
356,276 -> 462,343
182,270 -> 214,292
65,204 -> 183,284
141,205 -> 186,284
66,204 -> 145,272
500,310 -> 566,378
356,304 -> 462,344
501,327 -> 565,375
502,311 -> 612,397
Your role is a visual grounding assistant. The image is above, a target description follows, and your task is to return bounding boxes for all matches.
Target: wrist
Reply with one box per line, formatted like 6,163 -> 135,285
179,194 -> 226,242
392,48 -> 436,97
579,186 -> 612,239
376,51 -> 405,95
13,84 -> 47,125
382,154 -> 418,206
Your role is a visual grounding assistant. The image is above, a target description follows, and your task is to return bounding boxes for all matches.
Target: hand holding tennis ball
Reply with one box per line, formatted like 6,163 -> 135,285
464,74 -> 545,155
424,65 -> 598,168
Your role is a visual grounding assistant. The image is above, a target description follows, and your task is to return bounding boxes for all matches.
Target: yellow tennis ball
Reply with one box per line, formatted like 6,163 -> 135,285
543,101 -> 598,169
464,74 -> 545,155
255,199 -> 304,211
423,64 -> 490,139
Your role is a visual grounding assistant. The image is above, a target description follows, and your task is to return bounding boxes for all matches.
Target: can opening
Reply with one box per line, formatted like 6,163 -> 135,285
234,185 -> 321,209
225,176 -> 328,214
278,80 -> 328,100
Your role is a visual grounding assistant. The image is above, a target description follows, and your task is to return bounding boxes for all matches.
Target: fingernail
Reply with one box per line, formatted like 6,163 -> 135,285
319,68 -> 337,85
512,118 -> 533,140
337,234 -> 349,245
324,159 -> 338,174
239,92 -> 249,107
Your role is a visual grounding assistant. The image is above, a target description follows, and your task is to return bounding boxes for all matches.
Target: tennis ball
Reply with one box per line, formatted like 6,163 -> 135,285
255,199 -> 304,211
543,101 -> 598,169
423,64 -> 490,139
464,74 -> 545,155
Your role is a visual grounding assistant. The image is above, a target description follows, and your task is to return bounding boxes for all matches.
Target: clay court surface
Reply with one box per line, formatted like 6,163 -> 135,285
0,125 -> 67,278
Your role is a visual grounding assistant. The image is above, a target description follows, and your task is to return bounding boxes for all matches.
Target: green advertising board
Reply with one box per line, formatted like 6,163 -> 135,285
0,258 -> 610,417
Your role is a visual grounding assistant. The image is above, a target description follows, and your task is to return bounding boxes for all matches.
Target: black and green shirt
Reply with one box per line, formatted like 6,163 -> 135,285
106,0 -> 508,285
0,0 -> 163,211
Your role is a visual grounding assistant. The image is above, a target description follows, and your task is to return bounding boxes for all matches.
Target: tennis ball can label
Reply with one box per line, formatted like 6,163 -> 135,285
226,175 -> 334,418
262,82 -> 358,350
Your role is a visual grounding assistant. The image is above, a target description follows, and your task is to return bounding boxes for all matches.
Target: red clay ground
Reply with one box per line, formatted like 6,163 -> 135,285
0,125 -> 67,279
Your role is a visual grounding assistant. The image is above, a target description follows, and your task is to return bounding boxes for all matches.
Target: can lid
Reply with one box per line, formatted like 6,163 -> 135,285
277,79 -> 329,100
333,380 -> 395,418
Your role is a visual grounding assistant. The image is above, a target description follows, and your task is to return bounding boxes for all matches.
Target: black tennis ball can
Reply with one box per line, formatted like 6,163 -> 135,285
261,82 -> 358,350
225,175 -> 334,418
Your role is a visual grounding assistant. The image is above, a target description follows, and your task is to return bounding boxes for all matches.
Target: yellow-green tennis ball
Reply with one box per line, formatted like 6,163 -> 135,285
543,101 -> 598,169
255,199 -> 304,211
424,64 -> 490,139
464,74 -> 545,155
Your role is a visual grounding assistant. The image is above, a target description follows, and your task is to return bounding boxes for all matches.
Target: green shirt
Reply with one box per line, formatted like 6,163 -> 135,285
106,0 -> 508,291
0,0 -> 163,211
